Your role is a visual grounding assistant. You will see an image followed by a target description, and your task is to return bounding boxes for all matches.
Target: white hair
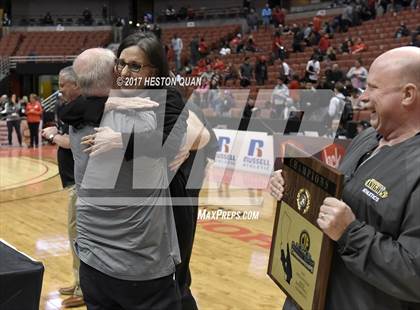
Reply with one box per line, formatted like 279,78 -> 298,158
59,66 -> 78,84
73,48 -> 115,96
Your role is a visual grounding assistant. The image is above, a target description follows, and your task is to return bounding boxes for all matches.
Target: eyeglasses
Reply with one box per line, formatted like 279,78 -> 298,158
115,59 -> 153,73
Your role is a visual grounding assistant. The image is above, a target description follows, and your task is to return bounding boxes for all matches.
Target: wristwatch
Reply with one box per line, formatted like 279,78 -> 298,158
49,133 -> 56,142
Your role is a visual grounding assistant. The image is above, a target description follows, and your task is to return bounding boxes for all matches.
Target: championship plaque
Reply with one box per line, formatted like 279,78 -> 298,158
268,144 -> 344,310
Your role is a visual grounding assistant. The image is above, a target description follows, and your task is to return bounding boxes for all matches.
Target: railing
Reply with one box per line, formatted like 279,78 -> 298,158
0,57 -> 10,81
42,90 -> 60,113
9,55 -> 77,66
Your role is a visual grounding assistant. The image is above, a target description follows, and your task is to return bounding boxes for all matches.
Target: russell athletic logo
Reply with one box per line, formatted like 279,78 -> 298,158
216,136 -> 236,166
248,139 -> 264,157
243,139 -> 270,171
218,136 -> 231,153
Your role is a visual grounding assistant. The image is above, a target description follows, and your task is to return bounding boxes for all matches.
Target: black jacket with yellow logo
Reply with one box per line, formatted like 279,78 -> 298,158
325,127 -> 420,310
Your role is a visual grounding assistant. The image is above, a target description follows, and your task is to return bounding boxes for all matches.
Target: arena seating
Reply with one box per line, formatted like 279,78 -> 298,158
0,32 -> 22,56
181,9 -> 420,119
161,24 -> 241,61
0,31 -> 112,56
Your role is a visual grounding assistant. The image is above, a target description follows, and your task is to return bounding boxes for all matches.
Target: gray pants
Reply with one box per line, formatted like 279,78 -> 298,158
68,186 -> 83,296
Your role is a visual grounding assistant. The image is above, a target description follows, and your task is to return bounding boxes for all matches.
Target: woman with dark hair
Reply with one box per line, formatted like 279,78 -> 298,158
3,94 -> 23,146
82,31 -> 217,310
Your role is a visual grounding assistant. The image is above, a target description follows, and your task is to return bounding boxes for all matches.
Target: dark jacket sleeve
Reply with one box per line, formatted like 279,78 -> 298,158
59,96 -> 105,128
337,184 -> 420,302
124,88 -> 188,161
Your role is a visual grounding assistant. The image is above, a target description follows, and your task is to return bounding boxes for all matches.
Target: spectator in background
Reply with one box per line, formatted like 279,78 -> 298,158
243,0 -> 252,14
223,62 -> 239,86
411,26 -> 420,46
0,94 -> 7,110
278,59 -> 291,83
240,57 -> 253,87
395,22 -> 410,38
305,55 -> 321,83
18,95 -> 28,111
165,6 -> 176,21
292,24 -> 304,52
216,90 -> 235,116
326,63 -> 345,86
247,8 -> 259,32
245,34 -> 257,52
326,45 -> 337,61
368,0 -> 377,18
313,13 -> 322,33
322,21 -> 333,36
151,23 -> 161,40
26,94 -> 43,148
178,7 -> 188,20
347,59 -> 368,89
271,77 -> 290,118
187,6 -> 195,20
319,33 -> 331,55
190,35 -> 199,66
2,12 -> 11,26
327,82 -> 346,121
303,23 -> 313,45
200,64 -> 214,81
351,37 -> 367,54
198,37 -> 209,58
317,75 -> 334,90
43,12 -> 54,25
2,11 -> 11,36
272,6 -> 285,28
342,4 -> 354,31
289,74 -> 301,90
340,37 -> 353,54
307,29 -> 321,46
213,56 -> 226,73
2,94 -> 22,146
272,31 -> 284,60
261,3 -> 272,31
102,4 -> 108,24
171,34 -> 183,72
349,87 -> 363,109
230,33 -> 244,53
197,77 -> 210,107
255,56 -> 268,85
82,8 -> 93,25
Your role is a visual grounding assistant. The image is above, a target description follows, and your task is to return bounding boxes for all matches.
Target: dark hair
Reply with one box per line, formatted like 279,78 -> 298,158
334,82 -> 345,93
117,31 -> 169,78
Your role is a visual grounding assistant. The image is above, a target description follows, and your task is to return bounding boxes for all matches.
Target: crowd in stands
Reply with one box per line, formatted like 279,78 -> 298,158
2,1 -> 420,138
1,6 -> 133,28
161,1 -> 419,137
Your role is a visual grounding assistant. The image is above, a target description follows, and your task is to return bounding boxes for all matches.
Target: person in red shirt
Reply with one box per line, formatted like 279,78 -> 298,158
351,37 -> 368,54
198,37 -> 209,58
313,14 -> 322,33
272,6 -> 285,28
272,31 -> 284,60
319,33 -> 331,55
213,56 -> 225,72
288,74 -> 301,103
26,93 -> 43,147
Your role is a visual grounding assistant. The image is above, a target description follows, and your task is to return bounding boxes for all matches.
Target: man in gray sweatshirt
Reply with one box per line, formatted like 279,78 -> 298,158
63,48 -> 181,309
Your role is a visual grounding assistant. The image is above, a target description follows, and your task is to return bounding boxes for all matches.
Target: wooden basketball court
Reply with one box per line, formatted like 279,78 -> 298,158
0,145 -> 286,310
